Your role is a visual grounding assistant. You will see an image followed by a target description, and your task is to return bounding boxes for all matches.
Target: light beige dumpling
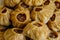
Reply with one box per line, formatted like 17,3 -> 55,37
31,0 -> 56,23
4,28 -> 26,40
11,6 -> 31,28
4,0 -> 20,7
22,0 -> 46,6
0,7 -> 12,26
23,21 -> 50,40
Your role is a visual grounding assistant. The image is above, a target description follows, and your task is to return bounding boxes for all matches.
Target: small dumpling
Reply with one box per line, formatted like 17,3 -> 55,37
0,25 -> 6,40
11,6 -> 31,28
0,7 -> 12,26
4,0 -> 20,7
31,0 -> 56,23
4,28 -> 26,40
23,21 -> 50,40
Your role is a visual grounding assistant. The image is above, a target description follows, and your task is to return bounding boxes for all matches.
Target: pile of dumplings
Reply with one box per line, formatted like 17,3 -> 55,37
0,0 -> 60,40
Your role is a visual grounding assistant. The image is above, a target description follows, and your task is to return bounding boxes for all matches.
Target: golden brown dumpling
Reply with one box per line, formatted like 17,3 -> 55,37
31,0 -> 56,23
0,7 -> 12,26
23,21 -> 50,40
4,0 -> 20,7
4,28 -> 26,40
11,6 -> 31,28
22,0 -> 46,6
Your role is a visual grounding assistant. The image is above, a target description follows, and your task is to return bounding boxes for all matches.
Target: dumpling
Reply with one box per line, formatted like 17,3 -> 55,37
31,0 -> 56,23
0,7 -> 12,26
23,21 -> 50,40
4,28 -> 26,40
11,6 -> 31,28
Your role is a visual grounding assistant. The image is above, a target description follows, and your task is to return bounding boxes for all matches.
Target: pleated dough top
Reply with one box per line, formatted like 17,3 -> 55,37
31,0 -> 56,23
22,0 -> 46,6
